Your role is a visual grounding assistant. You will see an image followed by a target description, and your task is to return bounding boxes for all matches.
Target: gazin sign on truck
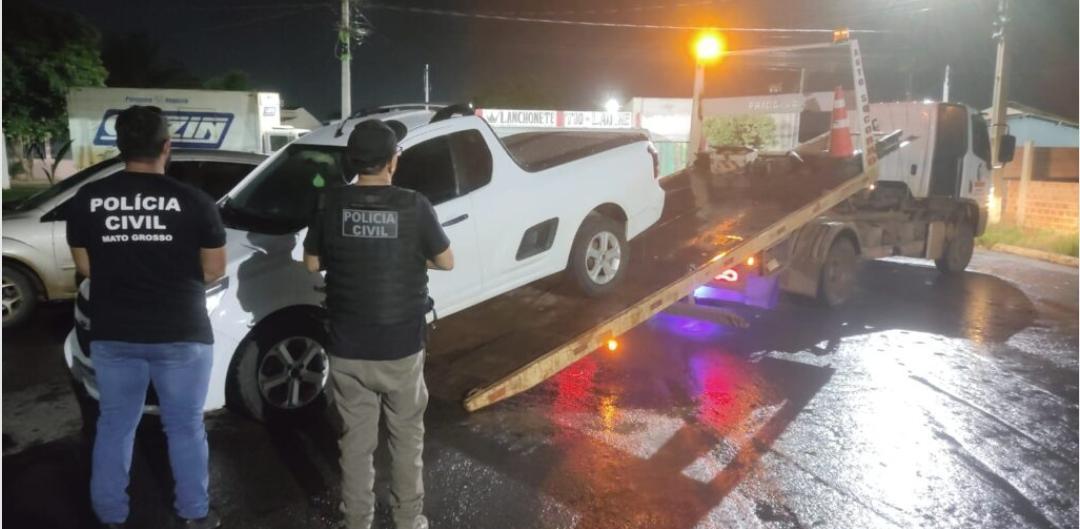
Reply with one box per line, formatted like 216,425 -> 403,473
67,87 -> 307,169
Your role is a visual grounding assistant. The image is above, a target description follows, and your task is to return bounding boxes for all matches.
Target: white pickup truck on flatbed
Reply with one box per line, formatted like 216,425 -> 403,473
65,104 -> 666,419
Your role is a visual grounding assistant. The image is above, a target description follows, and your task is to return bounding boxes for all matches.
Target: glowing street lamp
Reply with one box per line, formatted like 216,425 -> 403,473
604,98 -> 621,113
694,32 -> 724,63
688,32 -> 725,166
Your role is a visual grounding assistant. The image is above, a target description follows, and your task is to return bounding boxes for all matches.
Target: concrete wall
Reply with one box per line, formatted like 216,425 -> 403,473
999,146 -> 1079,232
1001,180 -> 1079,232
1001,147 -> 1079,181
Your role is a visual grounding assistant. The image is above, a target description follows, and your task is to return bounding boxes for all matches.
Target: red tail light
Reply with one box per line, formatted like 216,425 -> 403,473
647,143 -> 660,179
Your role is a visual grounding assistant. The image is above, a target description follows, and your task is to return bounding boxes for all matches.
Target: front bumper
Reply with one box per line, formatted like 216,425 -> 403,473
64,328 -> 161,413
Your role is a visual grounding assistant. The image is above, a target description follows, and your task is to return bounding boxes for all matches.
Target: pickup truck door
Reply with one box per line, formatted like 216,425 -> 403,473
395,131 -> 484,316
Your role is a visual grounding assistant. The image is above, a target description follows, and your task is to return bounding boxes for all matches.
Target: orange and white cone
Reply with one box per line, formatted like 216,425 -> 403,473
829,86 -> 854,158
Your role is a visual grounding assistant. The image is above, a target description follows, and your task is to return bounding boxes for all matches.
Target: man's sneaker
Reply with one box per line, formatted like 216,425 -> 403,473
180,508 -> 222,529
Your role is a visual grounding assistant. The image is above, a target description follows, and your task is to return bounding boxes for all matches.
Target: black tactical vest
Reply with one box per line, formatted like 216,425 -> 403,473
319,186 -> 429,326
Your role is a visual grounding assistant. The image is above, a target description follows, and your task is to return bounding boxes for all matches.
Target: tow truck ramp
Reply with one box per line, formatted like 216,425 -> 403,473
425,39 -> 882,411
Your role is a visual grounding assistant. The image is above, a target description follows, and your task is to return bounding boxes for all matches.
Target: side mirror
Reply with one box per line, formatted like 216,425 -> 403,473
998,134 -> 1016,164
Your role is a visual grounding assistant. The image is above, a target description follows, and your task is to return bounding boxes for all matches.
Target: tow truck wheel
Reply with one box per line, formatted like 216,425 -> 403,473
2,264 -> 38,328
569,214 -> 629,297
935,223 -> 974,274
234,318 -> 330,423
818,237 -> 858,308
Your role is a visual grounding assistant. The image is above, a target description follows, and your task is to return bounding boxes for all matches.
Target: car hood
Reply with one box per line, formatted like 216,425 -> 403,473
2,209 -> 38,222
1,211 -> 39,243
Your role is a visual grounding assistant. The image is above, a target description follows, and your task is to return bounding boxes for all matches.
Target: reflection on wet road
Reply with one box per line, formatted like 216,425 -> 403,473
4,250 -> 1077,529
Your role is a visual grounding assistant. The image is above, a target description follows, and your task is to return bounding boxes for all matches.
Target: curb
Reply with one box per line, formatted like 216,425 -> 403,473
987,243 -> 1080,267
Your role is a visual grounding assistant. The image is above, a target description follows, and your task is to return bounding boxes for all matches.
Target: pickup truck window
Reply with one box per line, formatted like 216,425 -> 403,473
223,145 -> 347,234
451,130 -> 493,193
394,129 -> 492,204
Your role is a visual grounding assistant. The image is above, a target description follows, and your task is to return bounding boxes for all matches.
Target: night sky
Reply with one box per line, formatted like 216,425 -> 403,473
21,0 -> 1079,121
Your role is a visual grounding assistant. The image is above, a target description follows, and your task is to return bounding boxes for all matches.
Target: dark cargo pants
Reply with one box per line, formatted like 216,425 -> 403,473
330,350 -> 428,529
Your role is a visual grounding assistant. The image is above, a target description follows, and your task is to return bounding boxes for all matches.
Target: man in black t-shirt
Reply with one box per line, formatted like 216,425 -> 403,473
303,119 -> 453,529
67,106 -> 225,529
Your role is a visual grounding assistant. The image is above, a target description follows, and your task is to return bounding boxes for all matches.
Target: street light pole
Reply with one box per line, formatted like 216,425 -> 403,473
340,0 -> 352,119
988,0 -> 1009,222
687,61 -> 707,166
687,32 -> 722,167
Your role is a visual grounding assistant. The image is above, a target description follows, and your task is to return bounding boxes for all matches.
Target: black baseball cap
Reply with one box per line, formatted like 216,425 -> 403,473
346,119 -> 407,167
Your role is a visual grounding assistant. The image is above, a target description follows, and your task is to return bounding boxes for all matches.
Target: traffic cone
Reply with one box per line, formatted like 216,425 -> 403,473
829,86 -> 854,158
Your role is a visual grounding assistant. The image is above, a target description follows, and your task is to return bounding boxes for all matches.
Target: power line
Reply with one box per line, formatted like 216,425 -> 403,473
196,4 -> 326,32
362,3 -> 888,34
486,0 -> 717,17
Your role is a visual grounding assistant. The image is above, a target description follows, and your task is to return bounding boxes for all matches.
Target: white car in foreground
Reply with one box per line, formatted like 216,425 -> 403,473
66,104 -> 666,420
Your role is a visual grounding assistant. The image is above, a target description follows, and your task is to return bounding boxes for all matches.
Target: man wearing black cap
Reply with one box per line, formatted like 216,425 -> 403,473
66,106 -> 225,529
304,119 -> 453,529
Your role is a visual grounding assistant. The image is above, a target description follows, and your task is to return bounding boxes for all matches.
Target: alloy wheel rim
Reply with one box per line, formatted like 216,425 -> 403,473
257,336 -> 329,409
2,275 -> 24,322
585,231 -> 622,285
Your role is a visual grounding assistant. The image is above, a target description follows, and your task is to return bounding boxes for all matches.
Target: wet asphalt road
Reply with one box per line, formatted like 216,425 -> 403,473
3,250 -> 1078,529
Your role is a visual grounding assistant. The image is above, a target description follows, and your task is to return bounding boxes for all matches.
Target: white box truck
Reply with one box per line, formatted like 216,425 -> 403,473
66,87 -> 308,169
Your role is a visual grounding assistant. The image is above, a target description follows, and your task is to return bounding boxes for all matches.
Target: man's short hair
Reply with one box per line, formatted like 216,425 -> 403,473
357,157 -> 392,176
115,106 -> 170,161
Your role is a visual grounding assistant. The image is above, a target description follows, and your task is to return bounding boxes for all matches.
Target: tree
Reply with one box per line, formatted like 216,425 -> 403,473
703,114 -> 778,149
204,70 -> 252,91
101,32 -> 201,89
2,1 -> 107,173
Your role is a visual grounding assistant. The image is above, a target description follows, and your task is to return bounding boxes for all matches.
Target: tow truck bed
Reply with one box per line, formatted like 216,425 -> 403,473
427,157 -> 874,411
427,39 -> 881,411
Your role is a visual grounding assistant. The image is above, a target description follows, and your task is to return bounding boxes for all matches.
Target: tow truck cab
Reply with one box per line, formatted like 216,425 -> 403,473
699,101 -> 1017,309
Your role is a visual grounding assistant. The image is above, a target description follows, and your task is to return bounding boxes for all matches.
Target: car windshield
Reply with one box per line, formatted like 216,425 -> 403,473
222,144 -> 349,234
9,157 -> 119,211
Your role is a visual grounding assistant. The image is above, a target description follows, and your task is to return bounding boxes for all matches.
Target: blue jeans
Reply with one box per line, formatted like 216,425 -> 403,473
89,341 -> 213,524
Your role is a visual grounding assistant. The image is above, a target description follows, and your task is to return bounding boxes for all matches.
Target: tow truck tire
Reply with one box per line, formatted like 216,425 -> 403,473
818,237 -> 858,308
234,318 -> 331,423
2,264 -> 38,329
935,223 -> 974,274
568,214 -> 629,297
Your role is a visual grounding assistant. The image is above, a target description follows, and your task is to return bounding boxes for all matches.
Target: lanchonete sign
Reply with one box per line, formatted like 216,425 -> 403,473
477,108 -> 634,129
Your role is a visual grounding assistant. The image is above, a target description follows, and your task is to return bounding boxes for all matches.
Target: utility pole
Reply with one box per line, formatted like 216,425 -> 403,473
942,64 -> 950,103
424,64 -> 431,110
340,0 -> 352,119
988,0 -> 1009,222
688,33 -> 723,166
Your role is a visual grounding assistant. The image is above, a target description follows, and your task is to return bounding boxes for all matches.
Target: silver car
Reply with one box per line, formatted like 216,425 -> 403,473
2,149 -> 266,327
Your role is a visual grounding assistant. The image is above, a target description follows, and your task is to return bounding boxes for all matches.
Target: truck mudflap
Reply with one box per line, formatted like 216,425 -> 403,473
424,158 -> 878,411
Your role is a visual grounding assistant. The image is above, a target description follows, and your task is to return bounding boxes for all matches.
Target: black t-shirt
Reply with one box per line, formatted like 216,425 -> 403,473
66,171 -> 226,344
303,185 -> 450,360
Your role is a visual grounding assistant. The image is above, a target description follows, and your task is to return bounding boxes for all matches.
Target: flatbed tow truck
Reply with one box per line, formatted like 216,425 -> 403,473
428,38 -> 909,412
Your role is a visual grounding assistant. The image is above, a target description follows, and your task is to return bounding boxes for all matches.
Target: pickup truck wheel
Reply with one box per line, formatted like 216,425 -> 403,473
935,223 -> 974,274
818,237 -> 857,308
569,214 -> 629,297
235,319 -> 330,423
2,264 -> 38,328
